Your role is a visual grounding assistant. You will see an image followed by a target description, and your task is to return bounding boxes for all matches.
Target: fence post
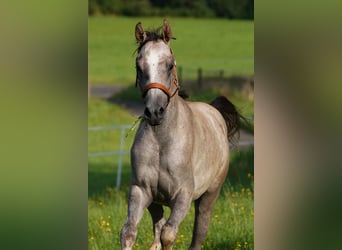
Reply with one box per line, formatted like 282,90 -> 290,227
197,68 -> 202,90
116,127 -> 126,189
219,70 -> 224,79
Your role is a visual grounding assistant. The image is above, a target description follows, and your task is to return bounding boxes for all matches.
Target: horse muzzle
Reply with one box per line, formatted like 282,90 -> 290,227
144,106 -> 165,126
143,88 -> 168,126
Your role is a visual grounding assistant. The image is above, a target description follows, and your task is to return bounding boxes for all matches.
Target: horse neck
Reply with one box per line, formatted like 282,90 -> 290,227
151,95 -> 182,141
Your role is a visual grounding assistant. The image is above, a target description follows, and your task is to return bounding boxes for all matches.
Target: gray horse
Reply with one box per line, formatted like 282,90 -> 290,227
120,20 -> 241,250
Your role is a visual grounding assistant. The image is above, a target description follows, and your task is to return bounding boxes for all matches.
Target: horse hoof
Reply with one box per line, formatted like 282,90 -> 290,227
149,242 -> 161,250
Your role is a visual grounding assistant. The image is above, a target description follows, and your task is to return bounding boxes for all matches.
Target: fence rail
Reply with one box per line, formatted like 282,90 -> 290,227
88,125 -> 131,189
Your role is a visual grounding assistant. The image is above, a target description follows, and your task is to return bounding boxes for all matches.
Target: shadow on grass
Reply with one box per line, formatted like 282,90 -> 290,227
88,161 -> 132,198
108,84 -> 142,103
224,147 -> 254,191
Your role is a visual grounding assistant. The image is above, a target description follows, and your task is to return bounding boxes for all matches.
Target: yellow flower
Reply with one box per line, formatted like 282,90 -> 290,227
101,220 -> 106,227
106,228 -> 111,232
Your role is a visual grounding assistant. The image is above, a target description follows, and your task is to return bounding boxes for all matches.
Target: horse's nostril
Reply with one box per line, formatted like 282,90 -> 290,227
144,108 -> 151,118
159,107 -> 164,115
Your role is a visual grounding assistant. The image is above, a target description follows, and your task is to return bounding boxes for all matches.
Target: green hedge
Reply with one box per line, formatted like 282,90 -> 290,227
88,0 -> 253,19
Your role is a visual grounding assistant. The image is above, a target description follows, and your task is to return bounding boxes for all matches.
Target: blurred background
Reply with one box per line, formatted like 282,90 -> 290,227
88,1 -> 254,249
3,0 -> 341,250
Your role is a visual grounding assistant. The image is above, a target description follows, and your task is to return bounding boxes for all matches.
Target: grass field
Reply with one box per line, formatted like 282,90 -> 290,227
88,17 -> 254,84
88,97 -> 254,250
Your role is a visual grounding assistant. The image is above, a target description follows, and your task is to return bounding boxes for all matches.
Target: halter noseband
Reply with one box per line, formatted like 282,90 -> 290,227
141,65 -> 179,100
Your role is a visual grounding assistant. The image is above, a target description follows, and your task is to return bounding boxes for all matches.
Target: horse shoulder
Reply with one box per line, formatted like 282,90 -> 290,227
130,122 -> 160,187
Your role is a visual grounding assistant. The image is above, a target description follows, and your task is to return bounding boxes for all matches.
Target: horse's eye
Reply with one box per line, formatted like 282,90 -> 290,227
168,62 -> 174,70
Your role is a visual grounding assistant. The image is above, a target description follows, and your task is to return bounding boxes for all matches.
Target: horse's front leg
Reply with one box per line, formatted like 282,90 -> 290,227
161,190 -> 192,250
148,203 -> 166,250
120,185 -> 151,250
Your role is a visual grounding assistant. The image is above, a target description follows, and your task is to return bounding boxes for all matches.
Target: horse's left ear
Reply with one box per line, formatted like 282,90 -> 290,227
162,19 -> 172,43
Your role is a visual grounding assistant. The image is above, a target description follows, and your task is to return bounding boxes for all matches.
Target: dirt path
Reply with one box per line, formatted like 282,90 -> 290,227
90,85 -> 254,148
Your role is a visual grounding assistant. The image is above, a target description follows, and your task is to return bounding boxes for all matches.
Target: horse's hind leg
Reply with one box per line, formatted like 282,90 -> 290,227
148,203 -> 166,250
120,185 -> 151,250
189,188 -> 222,250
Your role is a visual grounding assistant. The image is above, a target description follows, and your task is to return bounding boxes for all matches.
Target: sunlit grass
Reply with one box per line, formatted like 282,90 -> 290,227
88,16 -> 254,84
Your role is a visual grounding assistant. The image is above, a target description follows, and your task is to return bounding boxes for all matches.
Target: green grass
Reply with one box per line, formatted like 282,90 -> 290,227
88,16 -> 254,84
88,98 -> 254,250
88,148 -> 254,250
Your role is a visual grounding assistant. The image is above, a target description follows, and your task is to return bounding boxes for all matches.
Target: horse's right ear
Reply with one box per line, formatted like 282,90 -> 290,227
135,22 -> 146,44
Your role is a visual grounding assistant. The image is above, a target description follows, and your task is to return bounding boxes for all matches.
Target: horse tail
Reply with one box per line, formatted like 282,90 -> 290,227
210,96 -> 243,144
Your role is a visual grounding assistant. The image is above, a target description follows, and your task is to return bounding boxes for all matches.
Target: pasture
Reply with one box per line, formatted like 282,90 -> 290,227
88,17 -> 254,84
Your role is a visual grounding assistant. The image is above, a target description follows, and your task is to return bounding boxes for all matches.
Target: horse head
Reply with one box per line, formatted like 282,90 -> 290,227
135,20 -> 178,126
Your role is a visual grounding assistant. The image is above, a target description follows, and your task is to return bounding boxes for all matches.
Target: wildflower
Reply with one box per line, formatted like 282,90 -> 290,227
101,220 -> 106,227
231,202 -> 237,207
235,241 -> 242,249
106,228 -> 111,232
